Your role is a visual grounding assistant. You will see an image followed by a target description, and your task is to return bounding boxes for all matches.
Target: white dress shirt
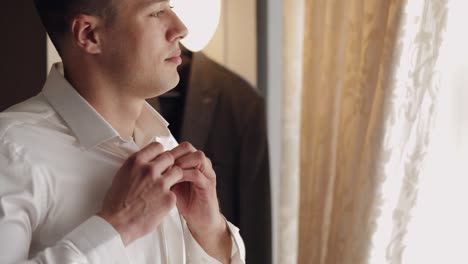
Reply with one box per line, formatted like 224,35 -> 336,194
0,64 -> 246,264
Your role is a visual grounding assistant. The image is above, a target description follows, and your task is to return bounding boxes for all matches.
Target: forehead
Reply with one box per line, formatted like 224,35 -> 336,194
137,0 -> 169,9
116,0 -> 169,11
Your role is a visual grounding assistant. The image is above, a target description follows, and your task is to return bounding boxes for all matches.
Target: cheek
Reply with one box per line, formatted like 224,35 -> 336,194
141,22 -> 168,52
103,27 -> 136,60
110,21 -> 169,69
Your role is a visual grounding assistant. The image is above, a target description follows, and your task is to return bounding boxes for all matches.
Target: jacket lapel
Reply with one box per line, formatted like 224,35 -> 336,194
179,52 -> 220,149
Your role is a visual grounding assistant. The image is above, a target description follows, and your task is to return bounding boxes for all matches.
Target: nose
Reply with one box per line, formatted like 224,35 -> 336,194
167,12 -> 189,42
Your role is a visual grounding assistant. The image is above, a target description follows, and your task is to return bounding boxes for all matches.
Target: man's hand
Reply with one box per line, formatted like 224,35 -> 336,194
97,142 -> 183,246
170,142 -> 232,264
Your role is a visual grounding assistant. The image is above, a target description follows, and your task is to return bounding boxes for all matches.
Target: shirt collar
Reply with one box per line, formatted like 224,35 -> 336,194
42,63 -> 171,150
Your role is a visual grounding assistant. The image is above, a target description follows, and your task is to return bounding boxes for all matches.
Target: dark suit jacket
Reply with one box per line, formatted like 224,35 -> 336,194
148,52 -> 271,264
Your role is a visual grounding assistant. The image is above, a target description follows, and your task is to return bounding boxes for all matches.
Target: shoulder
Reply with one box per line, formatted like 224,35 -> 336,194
0,93 -> 70,152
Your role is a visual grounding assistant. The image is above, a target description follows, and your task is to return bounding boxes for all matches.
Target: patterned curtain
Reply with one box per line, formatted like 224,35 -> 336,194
368,1 -> 449,263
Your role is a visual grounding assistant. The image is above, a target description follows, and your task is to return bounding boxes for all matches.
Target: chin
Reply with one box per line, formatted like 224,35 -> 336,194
165,74 -> 181,92
169,74 -> 181,89
146,77 -> 180,98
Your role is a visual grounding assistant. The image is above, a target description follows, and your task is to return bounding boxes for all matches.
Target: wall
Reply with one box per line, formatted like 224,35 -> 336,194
0,1 -> 46,111
193,0 -> 257,87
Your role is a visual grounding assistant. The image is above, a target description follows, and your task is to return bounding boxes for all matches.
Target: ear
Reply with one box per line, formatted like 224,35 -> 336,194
70,15 -> 103,54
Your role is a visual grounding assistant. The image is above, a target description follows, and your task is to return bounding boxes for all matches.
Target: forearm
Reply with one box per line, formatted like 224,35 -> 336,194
0,216 -> 128,264
0,240 -> 86,264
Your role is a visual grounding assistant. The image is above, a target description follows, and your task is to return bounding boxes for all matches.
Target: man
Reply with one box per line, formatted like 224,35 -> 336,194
0,0 -> 245,263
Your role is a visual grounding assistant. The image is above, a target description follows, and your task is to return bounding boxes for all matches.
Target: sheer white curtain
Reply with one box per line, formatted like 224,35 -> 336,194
368,0 -> 468,263
404,19 -> 468,261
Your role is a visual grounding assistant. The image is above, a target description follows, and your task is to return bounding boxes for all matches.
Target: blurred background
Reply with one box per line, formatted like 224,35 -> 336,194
2,0 -> 468,264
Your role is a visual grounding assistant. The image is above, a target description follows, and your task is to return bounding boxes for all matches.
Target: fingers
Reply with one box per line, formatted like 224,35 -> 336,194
170,142 -> 215,180
132,142 -> 165,165
170,142 -> 197,160
175,150 -> 203,169
160,166 -> 184,189
148,151 -> 175,176
181,169 -> 210,189
175,151 -> 212,173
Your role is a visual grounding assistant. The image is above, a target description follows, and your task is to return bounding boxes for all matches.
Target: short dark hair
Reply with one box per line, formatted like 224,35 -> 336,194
34,0 -> 116,53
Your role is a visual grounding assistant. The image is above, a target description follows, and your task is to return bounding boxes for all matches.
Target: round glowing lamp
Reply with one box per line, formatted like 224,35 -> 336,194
171,0 -> 221,52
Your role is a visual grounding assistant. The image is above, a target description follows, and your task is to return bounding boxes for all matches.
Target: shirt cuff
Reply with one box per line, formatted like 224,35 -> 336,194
64,215 -> 129,263
226,221 -> 246,263
184,218 -> 246,264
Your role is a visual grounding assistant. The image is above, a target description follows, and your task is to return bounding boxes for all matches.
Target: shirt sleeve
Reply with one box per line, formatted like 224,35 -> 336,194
182,217 -> 246,264
0,139 -> 129,264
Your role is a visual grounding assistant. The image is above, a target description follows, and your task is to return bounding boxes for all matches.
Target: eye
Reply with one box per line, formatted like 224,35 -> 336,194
151,5 -> 175,18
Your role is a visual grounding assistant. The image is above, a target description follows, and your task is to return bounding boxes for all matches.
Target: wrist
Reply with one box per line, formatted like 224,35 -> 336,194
97,211 -> 133,246
189,214 -> 230,246
188,214 -> 232,263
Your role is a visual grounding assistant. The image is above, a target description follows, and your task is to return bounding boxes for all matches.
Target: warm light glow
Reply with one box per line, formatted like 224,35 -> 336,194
171,0 -> 221,52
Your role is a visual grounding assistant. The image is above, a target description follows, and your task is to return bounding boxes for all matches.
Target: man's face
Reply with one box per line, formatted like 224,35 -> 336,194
99,0 -> 188,98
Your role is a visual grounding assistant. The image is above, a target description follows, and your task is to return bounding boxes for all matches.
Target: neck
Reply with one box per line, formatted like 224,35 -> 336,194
64,65 -> 144,140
